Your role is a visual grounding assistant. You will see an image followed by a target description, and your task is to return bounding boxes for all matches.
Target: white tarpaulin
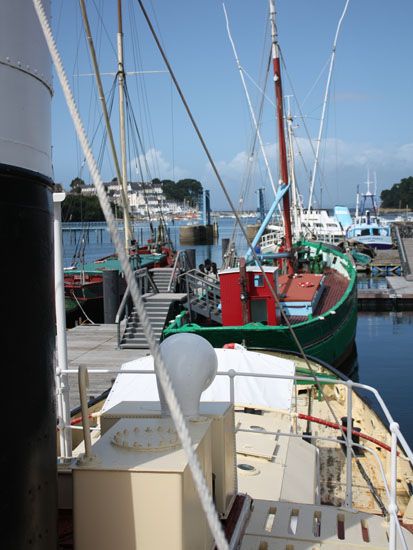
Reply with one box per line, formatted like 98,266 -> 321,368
102,347 -> 295,414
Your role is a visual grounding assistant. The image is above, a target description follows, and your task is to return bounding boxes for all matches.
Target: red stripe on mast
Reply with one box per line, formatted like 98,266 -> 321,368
270,0 -> 293,274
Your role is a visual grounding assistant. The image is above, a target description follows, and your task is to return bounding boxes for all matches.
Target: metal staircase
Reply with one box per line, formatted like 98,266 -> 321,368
116,265 -> 188,349
119,293 -> 185,349
149,267 -> 173,292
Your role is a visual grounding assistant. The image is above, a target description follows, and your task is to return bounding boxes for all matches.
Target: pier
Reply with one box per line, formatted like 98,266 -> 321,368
66,323 -> 148,409
357,222 -> 413,309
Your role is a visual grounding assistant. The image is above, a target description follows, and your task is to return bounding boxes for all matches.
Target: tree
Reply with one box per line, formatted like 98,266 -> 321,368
159,178 -> 203,206
70,177 -> 85,194
62,195 -> 111,222
380,177 -> 413,208
177,179 -> 203,207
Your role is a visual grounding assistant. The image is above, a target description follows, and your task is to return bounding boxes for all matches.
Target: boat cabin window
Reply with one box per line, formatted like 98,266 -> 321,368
250,299 -> 268,323
361,229 -> 370,236
372,228 -> 380,236
254,274 -> 264,287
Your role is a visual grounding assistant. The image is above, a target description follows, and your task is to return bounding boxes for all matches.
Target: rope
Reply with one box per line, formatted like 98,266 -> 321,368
70,290 -> 97,326
32,2 -> 228,548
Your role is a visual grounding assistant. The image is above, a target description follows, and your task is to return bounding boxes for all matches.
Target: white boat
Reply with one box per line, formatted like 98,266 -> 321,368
260,209 -> 345,254
343,173 -> 393,250
60,334 -> 413,549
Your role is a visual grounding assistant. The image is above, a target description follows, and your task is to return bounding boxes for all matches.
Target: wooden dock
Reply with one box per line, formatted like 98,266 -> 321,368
65,323 -> 150,409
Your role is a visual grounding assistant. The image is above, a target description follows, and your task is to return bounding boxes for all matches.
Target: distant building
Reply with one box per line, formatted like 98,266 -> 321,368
79,179 -> 198,219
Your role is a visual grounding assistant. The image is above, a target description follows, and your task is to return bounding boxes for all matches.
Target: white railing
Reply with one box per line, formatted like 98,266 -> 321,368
57,367 -> 413,550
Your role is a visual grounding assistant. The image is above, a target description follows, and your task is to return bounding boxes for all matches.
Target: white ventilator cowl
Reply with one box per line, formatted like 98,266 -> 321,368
158,334 -> 218,417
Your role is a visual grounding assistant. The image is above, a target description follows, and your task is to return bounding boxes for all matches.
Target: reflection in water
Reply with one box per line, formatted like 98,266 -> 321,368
357,275 -> 389,290
338,344 -> 359,382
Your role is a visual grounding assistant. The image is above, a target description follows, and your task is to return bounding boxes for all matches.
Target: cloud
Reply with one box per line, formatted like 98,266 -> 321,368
206,138 -> 413,208
129,148 -> 189,181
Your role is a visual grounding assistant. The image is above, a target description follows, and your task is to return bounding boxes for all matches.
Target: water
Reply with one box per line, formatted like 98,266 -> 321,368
355,312 -> 413,447
63,218 -> 413,447
63,216 -> 253,268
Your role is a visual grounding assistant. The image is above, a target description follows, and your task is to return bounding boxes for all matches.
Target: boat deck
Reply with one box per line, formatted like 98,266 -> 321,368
285,269 -> 349,324
64,252 -> 166,276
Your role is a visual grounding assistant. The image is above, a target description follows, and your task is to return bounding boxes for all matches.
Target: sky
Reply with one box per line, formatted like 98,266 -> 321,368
51,0 -> 413,210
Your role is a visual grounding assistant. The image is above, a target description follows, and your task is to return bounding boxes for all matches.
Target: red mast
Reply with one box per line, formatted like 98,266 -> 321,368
269,0 -> 293,274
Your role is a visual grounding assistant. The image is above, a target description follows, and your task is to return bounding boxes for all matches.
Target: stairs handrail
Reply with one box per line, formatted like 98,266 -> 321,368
393,224 -> 410,277
180,268 -> 221,323
115,268 -> 158,347
167,249 -> 191,292
182,268 -> 220,291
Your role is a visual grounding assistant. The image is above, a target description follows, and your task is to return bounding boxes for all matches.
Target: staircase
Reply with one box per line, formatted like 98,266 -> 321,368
149,267 -> 173,292
119,293 -> 186,349
181,270 -> 222,324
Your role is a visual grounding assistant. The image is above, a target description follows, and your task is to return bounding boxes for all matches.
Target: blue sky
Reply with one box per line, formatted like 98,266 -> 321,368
51,0 -> 413,210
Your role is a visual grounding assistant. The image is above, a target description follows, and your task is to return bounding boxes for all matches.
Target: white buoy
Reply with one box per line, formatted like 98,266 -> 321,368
158,334 -> 218,418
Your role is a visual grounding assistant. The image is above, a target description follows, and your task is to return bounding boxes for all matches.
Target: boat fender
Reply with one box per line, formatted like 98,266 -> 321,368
223,342 -> 246,350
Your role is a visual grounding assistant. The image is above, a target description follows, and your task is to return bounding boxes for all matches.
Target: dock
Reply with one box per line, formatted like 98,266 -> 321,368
357,223 -> 413,309
66,323 -> 149,409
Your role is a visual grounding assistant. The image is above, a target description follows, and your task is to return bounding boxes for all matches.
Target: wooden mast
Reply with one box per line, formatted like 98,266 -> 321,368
269,0 -> 293,274
117,0 -> 132,251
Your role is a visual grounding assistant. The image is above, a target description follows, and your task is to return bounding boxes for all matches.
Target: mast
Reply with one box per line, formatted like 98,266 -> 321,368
286,95 -> 302,239
269,0 -> 293,273
79,0 -> 131,253
117,0 -> 132,250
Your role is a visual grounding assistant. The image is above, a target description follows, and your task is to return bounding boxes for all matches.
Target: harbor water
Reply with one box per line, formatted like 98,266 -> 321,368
63,217 -> 413,446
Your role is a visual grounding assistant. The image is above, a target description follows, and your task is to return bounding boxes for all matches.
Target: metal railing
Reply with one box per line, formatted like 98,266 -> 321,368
393,224 -> 409,277
58,366 -> 413,550
180,269 -> 221,322
166,249 -> 192,293
115,268 -> 158,346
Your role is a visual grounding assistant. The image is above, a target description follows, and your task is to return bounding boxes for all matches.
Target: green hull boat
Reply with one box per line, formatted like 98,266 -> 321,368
163,241 -> 357,367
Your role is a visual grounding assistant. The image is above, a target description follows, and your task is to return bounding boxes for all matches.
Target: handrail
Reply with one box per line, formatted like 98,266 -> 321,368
62,366 -> 412,550
393,224 -> 410,277
167,249 -> 190,292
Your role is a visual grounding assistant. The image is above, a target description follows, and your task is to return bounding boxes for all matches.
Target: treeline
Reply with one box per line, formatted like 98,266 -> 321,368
62,195 -> 111,222
154,178 -> 202,207
380,176 -> 413,208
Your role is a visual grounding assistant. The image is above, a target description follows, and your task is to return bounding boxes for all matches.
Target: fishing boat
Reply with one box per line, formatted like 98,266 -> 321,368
162,2 -> 357,367
64,237 -> 174,322
338,172 -> 393,250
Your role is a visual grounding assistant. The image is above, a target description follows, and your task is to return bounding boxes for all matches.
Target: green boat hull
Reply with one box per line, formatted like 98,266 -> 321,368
163,240 -> 358,367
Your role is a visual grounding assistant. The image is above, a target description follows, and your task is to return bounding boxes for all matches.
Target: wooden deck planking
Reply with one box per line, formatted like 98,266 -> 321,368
65,324 -> 150,410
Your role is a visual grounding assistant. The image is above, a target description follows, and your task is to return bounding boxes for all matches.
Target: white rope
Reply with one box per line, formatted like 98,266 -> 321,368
32,2 -> 229,548
70,290 -> 97,325
223,3 -> 277,198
